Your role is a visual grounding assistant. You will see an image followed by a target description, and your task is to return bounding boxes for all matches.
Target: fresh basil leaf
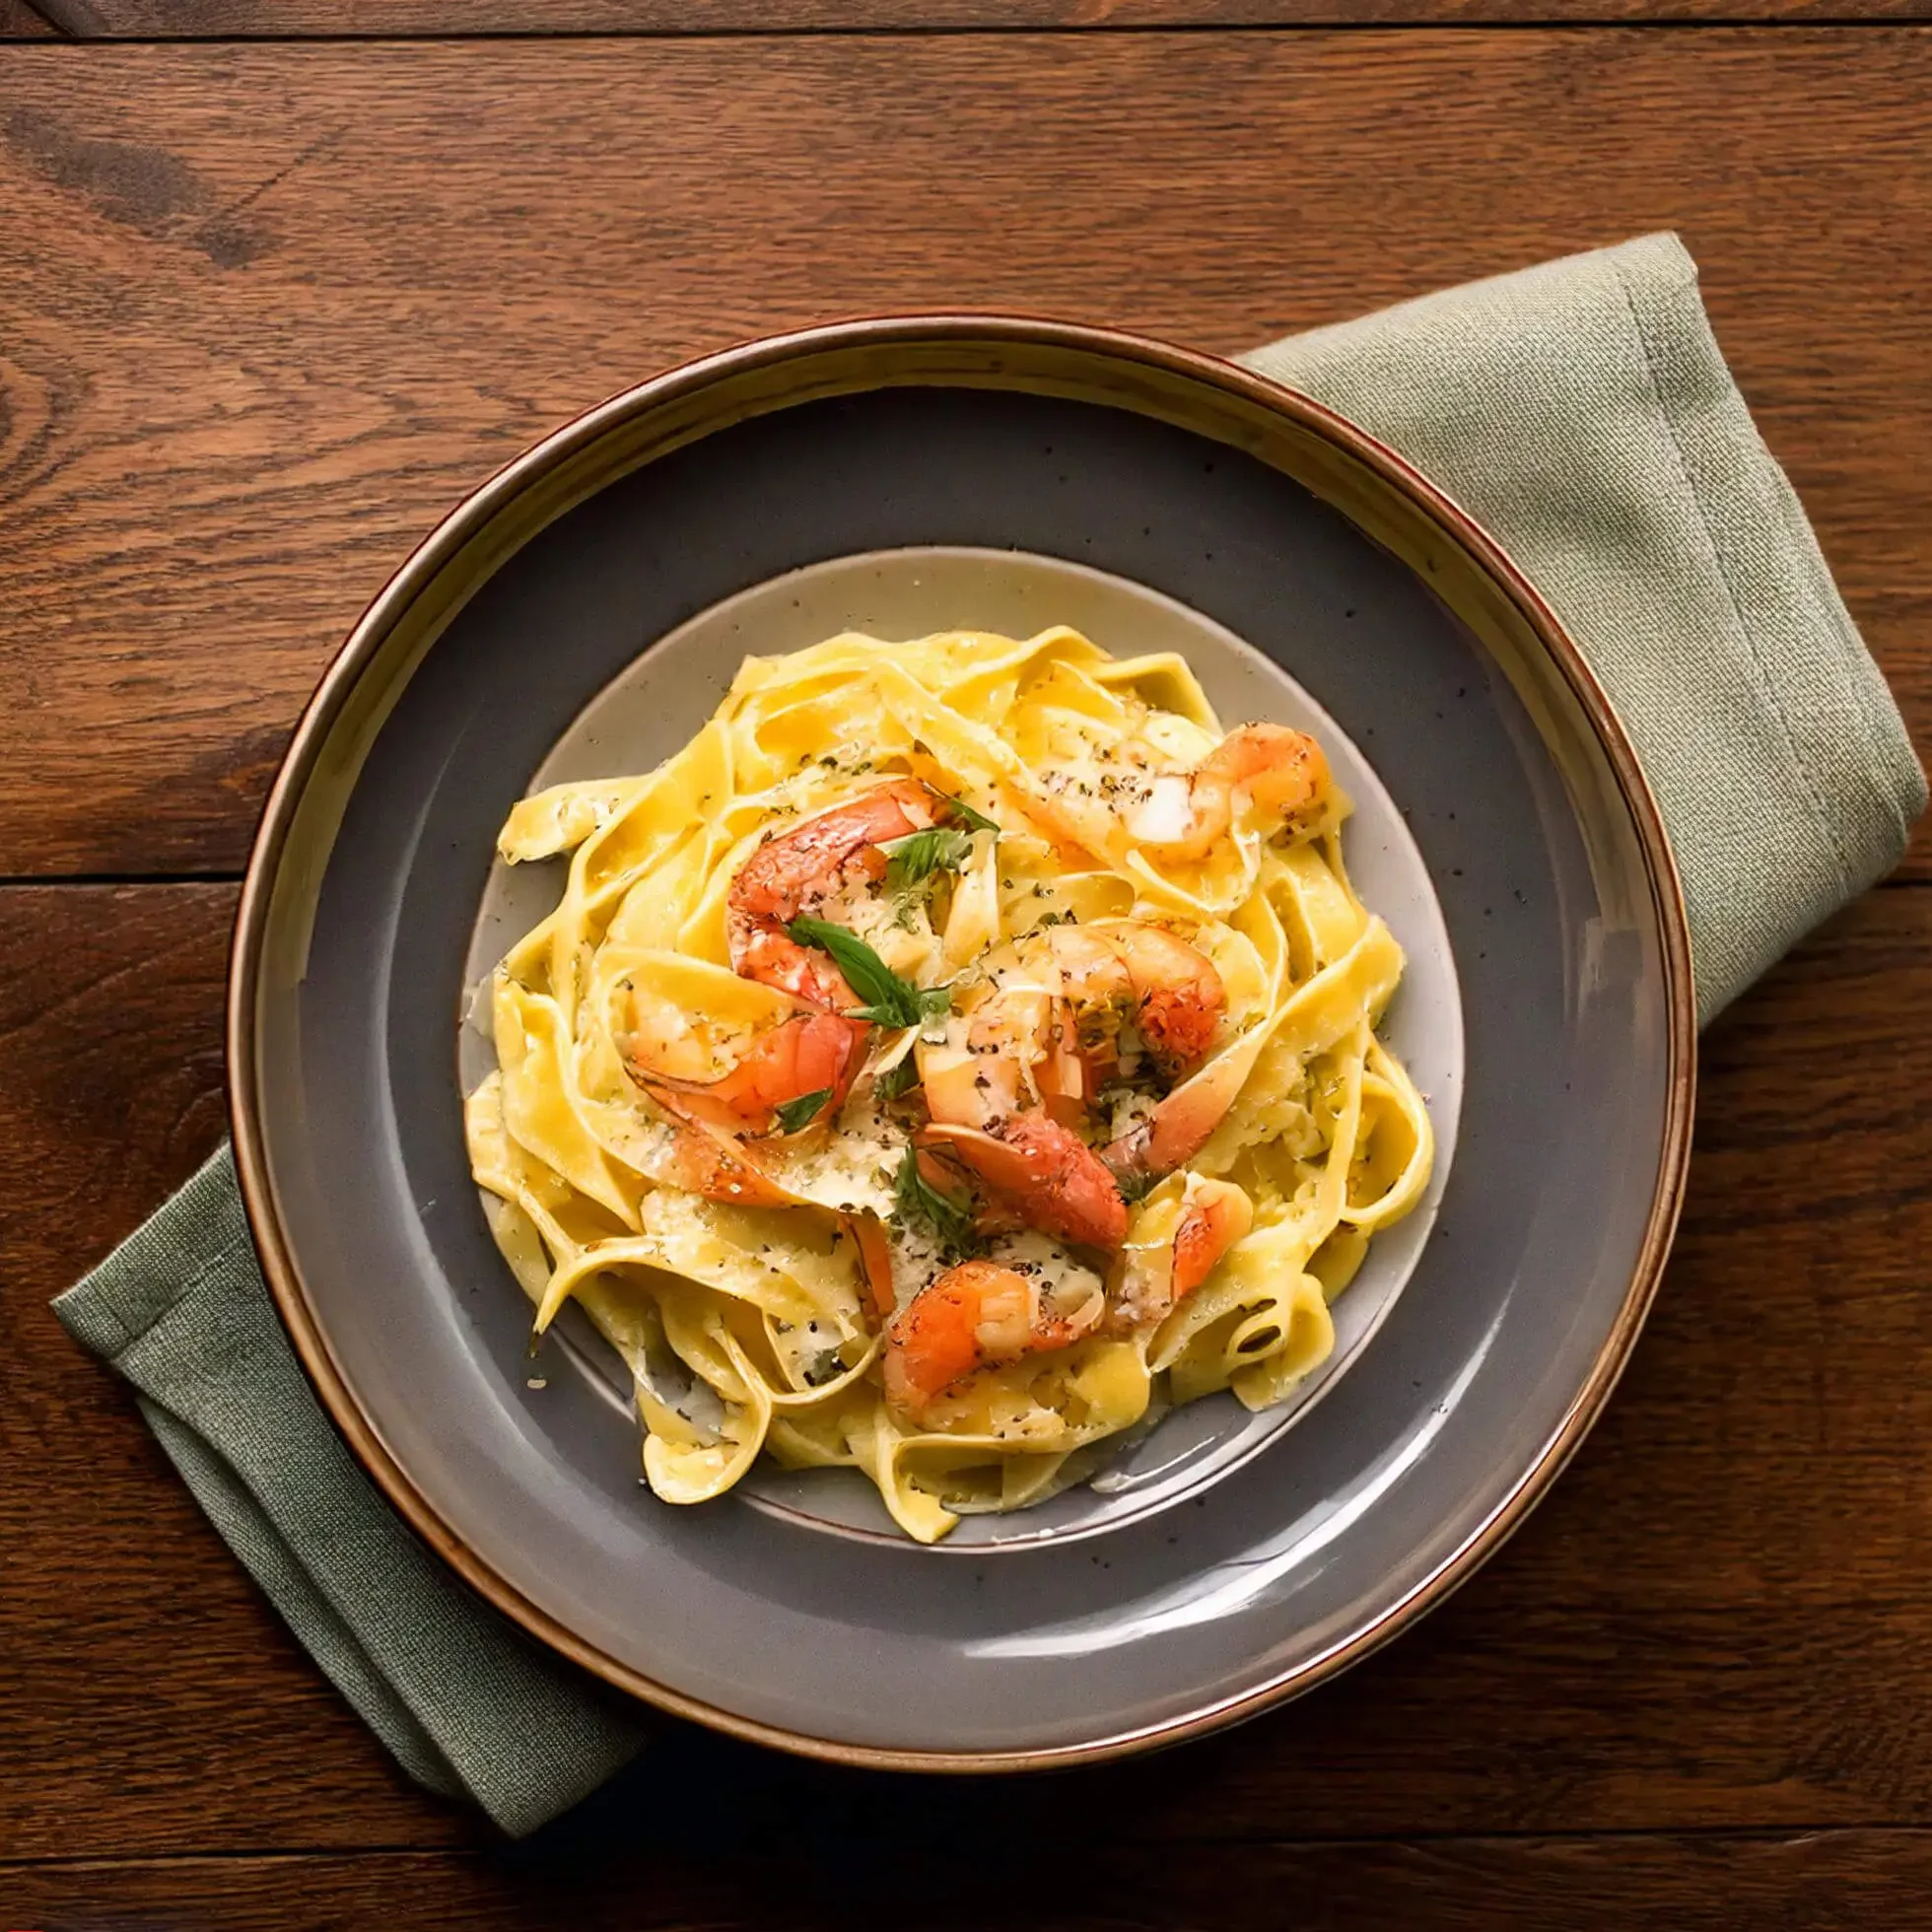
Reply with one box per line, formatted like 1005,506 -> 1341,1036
773,1086 -> 834,1135
785,916 -> 915,1017
787,916 -> 952,1031
880,826 -> 974,898
851,984 -> 951,1032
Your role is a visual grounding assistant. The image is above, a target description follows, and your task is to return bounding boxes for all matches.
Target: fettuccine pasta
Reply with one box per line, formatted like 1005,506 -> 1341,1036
464,626 -> 1431,1542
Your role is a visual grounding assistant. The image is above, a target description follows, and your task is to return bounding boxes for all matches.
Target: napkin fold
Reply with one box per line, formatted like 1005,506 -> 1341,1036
1241,231 -> 1923,1022
53,232 -> 1923,1834
52,1143 -> 653,1836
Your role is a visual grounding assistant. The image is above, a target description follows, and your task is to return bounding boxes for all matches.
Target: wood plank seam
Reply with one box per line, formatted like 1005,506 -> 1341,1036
6,15 -> 1930,38
0,869 -> 246,887
14,1823 -> 1932,1869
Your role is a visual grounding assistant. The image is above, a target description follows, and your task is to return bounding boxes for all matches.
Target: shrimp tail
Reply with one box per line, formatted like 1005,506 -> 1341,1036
640,1114 -> 800,1209
638,1012 -> 868,1137
918,1116 -> 1129,1253
1104,1036 -> 1255,1184
842,1210 -> 898,1324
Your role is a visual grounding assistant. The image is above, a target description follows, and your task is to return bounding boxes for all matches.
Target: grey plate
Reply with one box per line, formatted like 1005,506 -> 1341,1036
232,319 -> 1693,1768
461,546 -> 1465,1551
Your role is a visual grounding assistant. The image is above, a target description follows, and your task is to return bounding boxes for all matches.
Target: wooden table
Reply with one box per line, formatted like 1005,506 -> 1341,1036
2,6 -> 1927,1926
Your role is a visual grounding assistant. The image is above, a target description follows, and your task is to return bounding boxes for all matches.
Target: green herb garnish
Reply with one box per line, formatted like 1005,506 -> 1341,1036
773,1087 -> 835,1135
880,825 -> 974,898
939,793 -> 1000,835
892,1145 -> 982,1259
1114,1166 -> 1161,1206
874,1057 -> 921,1102
785,917 -> 952,1031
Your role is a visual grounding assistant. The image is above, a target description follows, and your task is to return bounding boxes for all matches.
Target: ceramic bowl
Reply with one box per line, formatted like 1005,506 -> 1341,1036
231,318 -> 1694,1767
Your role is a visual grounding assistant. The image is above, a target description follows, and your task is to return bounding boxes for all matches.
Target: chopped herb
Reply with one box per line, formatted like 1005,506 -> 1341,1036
773,1086 -> 835,1135
875,1057 -> 921,1101
1115,1166 -> 1161,1206
892,1146 -> 983,1260
785,916 -> 952,1031
939,793 -> 1000,835
858,981 -> 954,1032
880,825 -> 975,898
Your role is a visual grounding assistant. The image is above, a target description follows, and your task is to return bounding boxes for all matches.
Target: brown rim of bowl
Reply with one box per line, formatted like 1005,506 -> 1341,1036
227,313 -> 1697,1774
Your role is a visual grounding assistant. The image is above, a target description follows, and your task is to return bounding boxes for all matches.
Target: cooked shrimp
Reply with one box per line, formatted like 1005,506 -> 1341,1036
1103,1038 -> 1256,1186
1053,923 -> 1224,1074
1034,927 -> 1130,1105
1172,1180 -> 1251,1296
726,781 -> 937,1006
642,1114 -> 797,1209
1109,1177 -> 1253,1330
909,920 -> 1219,1247
918,921 -> 1225,1132
633,1011 -> 868,1137
919,1116 -> 1129,1252
916,980 -> 1057,1130
1126,723 -> 1332,862
882,1258 -> 1103,1417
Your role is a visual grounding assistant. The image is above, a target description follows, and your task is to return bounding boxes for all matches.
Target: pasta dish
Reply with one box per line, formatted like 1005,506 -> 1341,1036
464,626 -> 1432,1543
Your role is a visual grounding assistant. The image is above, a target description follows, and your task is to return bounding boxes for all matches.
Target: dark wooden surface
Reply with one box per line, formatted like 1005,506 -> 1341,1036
1,12 -> 1927,1929
0,0 -> 56,34
13,0 -> 1932,34
2,32 -> 1929,879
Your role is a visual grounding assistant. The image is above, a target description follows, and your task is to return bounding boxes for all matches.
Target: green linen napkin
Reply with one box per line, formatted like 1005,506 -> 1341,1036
53,231 -> 1923,1835
52,1143 -> 653,1835
1243,232 -> 1924,1023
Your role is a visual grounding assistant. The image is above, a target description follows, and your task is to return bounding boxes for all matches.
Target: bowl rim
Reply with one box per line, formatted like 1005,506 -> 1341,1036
227,312 -> 1697,1773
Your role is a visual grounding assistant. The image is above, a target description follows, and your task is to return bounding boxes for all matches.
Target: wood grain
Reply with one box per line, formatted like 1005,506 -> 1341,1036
0,882 -> 482,1855
0,0 -> 58,35
4,19 -> 1930,1920
8,1831 -> 1932,1931
4,877 -> 1929,1862
0,31 -> 1926,876
37,0 -> 1932,36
